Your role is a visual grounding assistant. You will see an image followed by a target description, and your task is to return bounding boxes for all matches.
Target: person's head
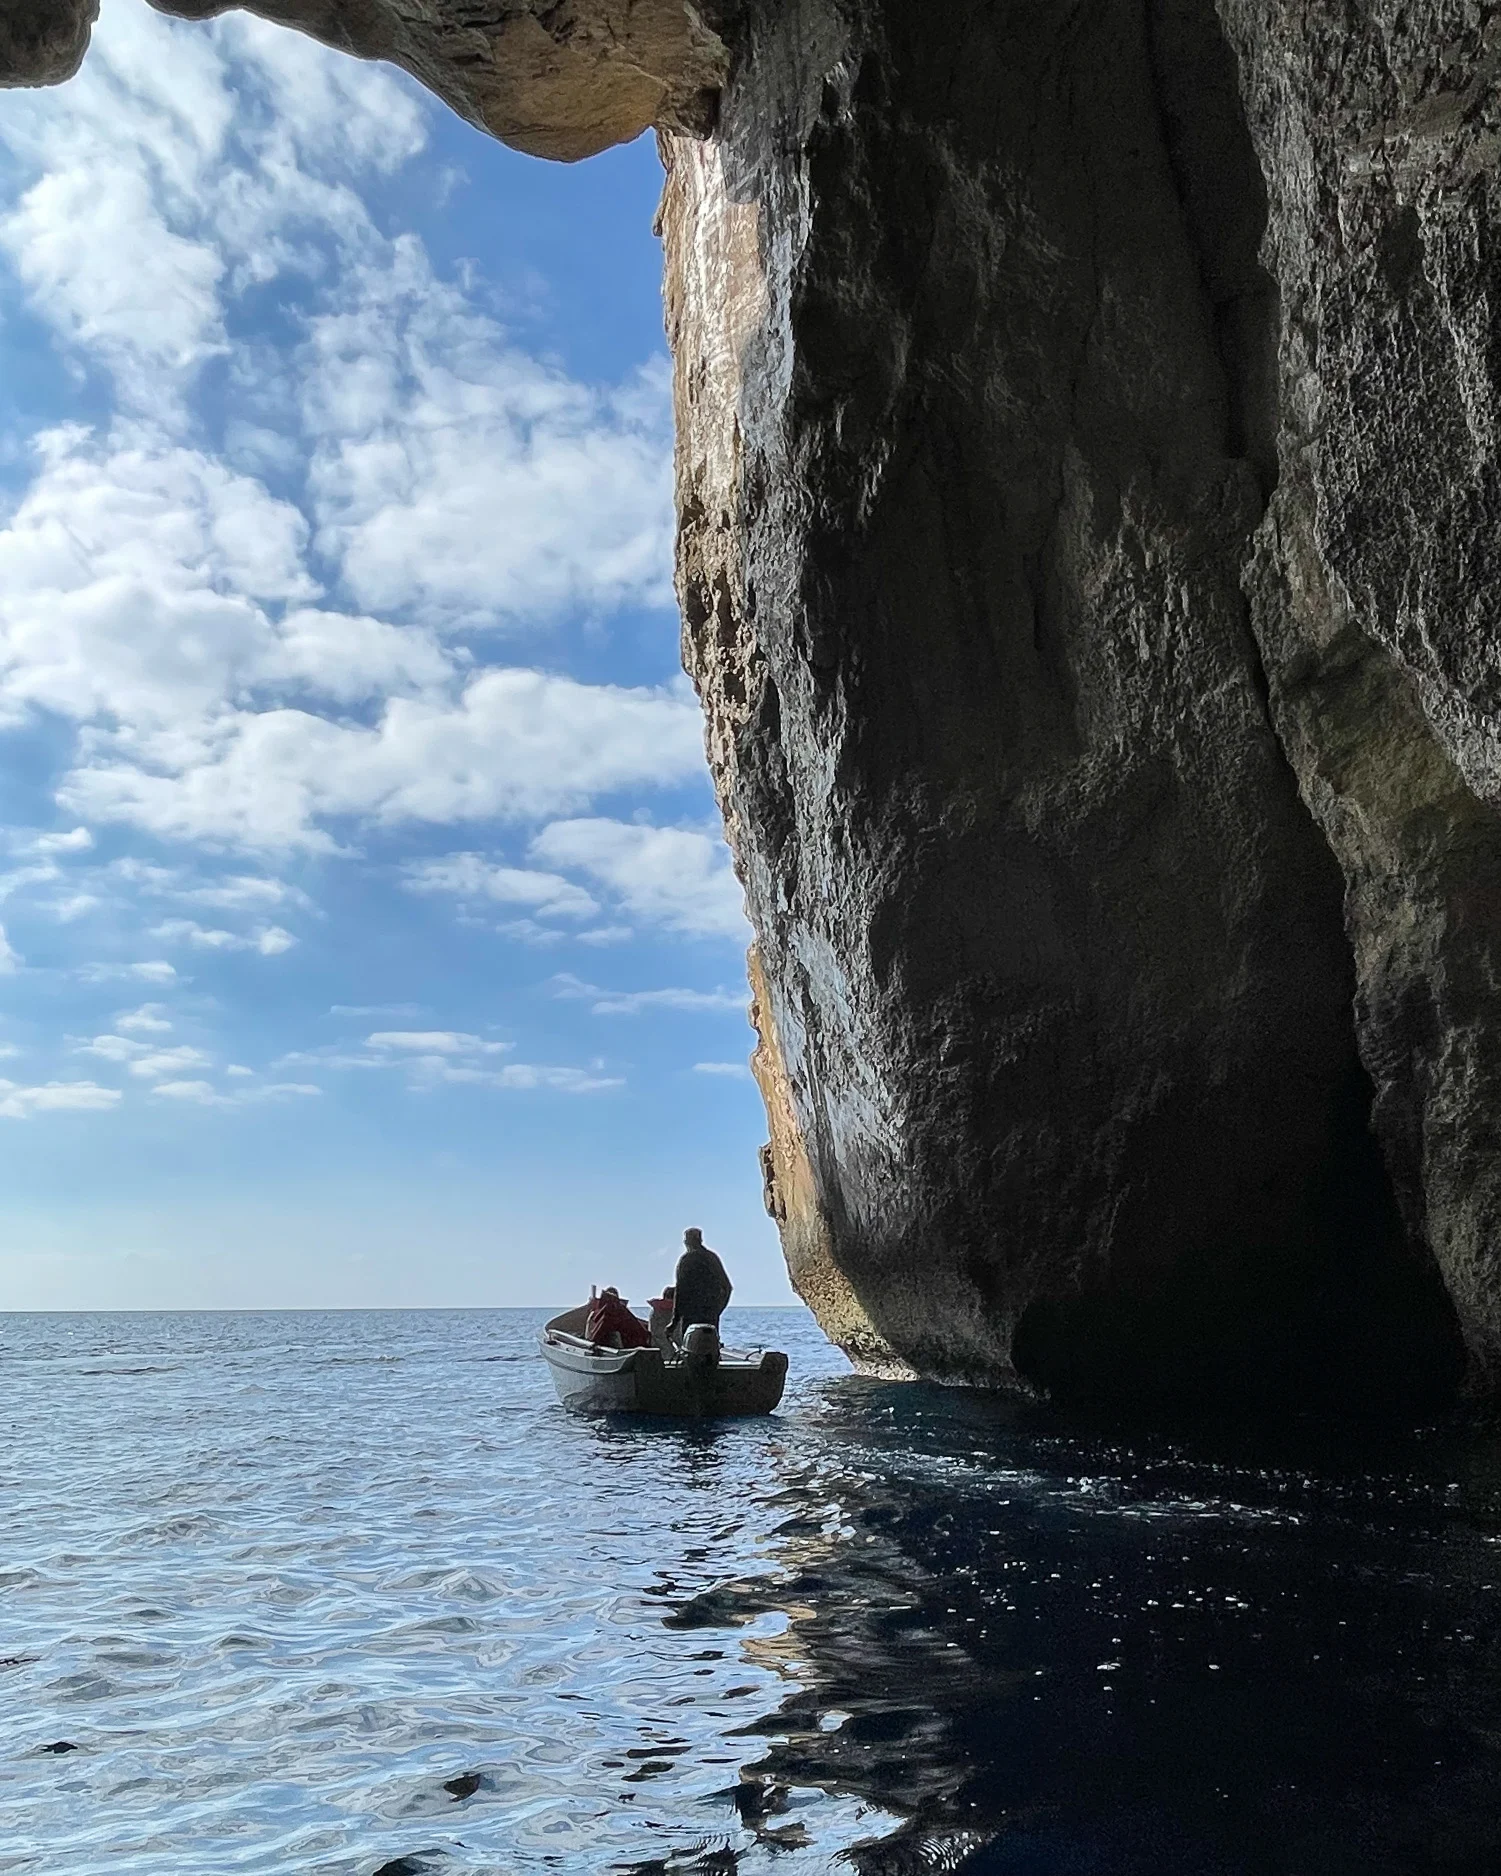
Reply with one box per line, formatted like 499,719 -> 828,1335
683,1228 -> 703,1250
603,1285 -> 620,1298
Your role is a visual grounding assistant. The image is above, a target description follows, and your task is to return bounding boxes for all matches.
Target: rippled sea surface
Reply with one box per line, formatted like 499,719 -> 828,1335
7,1310 -> 1501,1874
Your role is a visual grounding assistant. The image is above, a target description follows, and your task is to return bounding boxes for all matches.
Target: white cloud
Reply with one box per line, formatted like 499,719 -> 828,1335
44,570 -> 704,844
186,876 -> 303,911
0,925 -> 22,973
0,865 -> 60,902
365,1030 -> 508,1056
115,1003 -> 173,1034
0,4 -> 424,413
407,1060 -> 621,1094
299,235 -> 672,630
151,918 -> 297,955
74,1034 -> 137,1064
108,861 -> 310,914
495,918 -> 570,947
404,853 -> 598,921
0,6 -> 690,858
280,1033 -> 613,1092
328,1003 -> 425,1018
530,820 -> 748,940
46,892 -> 102,922
276,1048 -> 389,1072
693,1061 -> 750,1078
150,1077 -> 321,1106
550,972 -> 746,1016
77,960 -> 178,984
0,164 -> 226,409
129,1045 -> 213,1080
30,827 -> 93,854
77,1034 -> 211,1079
0,1079 -> 120,1118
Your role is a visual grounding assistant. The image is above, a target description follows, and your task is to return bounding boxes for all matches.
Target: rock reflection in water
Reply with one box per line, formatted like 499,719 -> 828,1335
657,1380 -> 1501,1875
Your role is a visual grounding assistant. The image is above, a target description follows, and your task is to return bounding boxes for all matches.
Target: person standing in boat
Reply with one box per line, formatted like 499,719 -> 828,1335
666,1229 -> 733,1340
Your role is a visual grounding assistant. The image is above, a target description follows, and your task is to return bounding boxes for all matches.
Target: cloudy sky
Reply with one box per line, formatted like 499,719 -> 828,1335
0,0 -> 790,1310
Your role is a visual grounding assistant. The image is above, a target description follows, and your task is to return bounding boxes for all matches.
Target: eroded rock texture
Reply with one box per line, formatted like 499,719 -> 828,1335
26,0 -> 726,158
1223,0 -> 1501,1394
1,0 -> 97,86
11,0 -> 1501,1405
664,0 -> 1465,1408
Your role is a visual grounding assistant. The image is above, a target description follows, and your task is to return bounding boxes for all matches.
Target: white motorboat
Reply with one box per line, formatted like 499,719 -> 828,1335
539,1305 -> 789,1416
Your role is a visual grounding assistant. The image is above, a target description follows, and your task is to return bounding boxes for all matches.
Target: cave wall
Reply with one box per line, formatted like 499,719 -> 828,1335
11,0 -> 1501,1405
1221,0 -> 1501,1395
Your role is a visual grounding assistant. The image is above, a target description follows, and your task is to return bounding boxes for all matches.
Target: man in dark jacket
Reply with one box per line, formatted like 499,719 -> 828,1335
667,1228 -> 733,1339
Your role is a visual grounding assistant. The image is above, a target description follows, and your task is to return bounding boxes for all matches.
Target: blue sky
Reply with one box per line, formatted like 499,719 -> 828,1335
0,0 -> 792,1311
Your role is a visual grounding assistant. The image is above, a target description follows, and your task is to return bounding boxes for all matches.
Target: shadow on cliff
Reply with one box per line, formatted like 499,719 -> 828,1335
1009,1059 -> 1467,1419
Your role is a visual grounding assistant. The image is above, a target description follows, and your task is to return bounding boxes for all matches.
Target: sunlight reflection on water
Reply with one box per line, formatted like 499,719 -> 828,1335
5,1309 -> 1501,1874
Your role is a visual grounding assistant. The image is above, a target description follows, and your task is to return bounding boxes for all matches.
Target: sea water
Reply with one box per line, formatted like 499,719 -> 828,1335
5,1308 -> 1501,1874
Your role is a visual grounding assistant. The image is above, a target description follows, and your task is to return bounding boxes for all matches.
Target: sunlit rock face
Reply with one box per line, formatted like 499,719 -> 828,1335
19,0 -> 726,158
12,0 -> 1501,1404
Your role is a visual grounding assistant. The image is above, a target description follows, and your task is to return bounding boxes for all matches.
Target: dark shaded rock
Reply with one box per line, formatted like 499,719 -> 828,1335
0,0 -> 95,86
662,0 -> 1466,1406
9,0 -> 1501,1407
1220,0 -> 1501,1395
39,1740 -> 78,1754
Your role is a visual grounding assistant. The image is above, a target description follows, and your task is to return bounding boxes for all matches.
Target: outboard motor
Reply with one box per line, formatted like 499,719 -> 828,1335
680,1322 -> 721,1379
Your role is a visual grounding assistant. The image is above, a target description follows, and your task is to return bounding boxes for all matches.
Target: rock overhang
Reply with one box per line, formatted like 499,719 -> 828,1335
10,0 -> 1501,1415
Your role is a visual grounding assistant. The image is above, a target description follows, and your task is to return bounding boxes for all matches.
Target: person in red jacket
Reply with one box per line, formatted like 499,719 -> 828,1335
647,1285 -> 676,1344
585,1287 -> 652,1349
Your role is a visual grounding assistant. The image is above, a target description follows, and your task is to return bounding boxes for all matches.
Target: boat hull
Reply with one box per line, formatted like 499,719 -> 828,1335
540,1308 -> 788,1417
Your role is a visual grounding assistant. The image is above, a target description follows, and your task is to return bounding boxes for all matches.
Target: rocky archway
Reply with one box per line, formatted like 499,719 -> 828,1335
11,0 -> 1501,1409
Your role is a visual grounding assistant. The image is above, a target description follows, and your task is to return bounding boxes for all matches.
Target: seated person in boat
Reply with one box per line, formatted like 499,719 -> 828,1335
647,1285 -> 676,1345
585,1286 -> 652,1350
667,1229 -> 733,1339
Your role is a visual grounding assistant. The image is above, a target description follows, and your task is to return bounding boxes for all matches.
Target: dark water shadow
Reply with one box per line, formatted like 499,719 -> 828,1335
655,1377 -> 1501,1874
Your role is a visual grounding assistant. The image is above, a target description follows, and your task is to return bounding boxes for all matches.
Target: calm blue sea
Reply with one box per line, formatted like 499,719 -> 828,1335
5,1308 -> 1501,1875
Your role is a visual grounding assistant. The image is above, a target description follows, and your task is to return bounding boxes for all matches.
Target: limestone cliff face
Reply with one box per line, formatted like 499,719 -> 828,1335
661,0 -> 1464,1408
13,0 -> 1501,1405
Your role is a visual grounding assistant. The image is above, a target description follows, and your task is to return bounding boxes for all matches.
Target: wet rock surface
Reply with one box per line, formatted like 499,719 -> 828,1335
10,0 -> 1501,1405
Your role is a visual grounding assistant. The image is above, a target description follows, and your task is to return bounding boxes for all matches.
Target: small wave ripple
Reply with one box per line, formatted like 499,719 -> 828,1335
6,1310 -> 1501,1874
